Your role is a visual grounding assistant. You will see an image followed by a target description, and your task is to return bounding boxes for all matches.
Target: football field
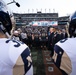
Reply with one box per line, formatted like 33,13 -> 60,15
31,47 -> 62,75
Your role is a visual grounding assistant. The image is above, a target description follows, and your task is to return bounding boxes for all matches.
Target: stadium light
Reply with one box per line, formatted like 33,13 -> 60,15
7,0 -> 20,7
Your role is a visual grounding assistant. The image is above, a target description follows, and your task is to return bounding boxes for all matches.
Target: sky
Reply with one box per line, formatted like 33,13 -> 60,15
4,0 -> 76,17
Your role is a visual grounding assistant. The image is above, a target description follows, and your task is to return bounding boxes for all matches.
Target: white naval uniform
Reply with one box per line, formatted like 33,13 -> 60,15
0,38 -> 33,75
55,38 -> 76,75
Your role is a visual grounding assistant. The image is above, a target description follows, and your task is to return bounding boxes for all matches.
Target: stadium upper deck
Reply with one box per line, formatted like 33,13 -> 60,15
13,12 -> 69,26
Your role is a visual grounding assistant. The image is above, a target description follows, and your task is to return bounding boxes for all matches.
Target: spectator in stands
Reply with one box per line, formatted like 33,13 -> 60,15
52,11 -> 76,75
0,1 -> 33,75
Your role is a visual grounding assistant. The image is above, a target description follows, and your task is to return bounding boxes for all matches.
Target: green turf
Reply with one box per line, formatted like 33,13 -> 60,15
31,47 -> 46,75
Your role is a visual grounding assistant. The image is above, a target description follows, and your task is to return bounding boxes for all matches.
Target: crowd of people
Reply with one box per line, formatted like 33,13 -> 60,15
13,26 -> 68,51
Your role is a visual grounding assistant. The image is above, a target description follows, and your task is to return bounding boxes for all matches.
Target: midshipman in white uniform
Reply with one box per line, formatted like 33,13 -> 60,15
0,0 -> 33,75
53,11 -> 76,75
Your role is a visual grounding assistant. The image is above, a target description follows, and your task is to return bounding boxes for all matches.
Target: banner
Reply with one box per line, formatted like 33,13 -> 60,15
29,21 -> 58,26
